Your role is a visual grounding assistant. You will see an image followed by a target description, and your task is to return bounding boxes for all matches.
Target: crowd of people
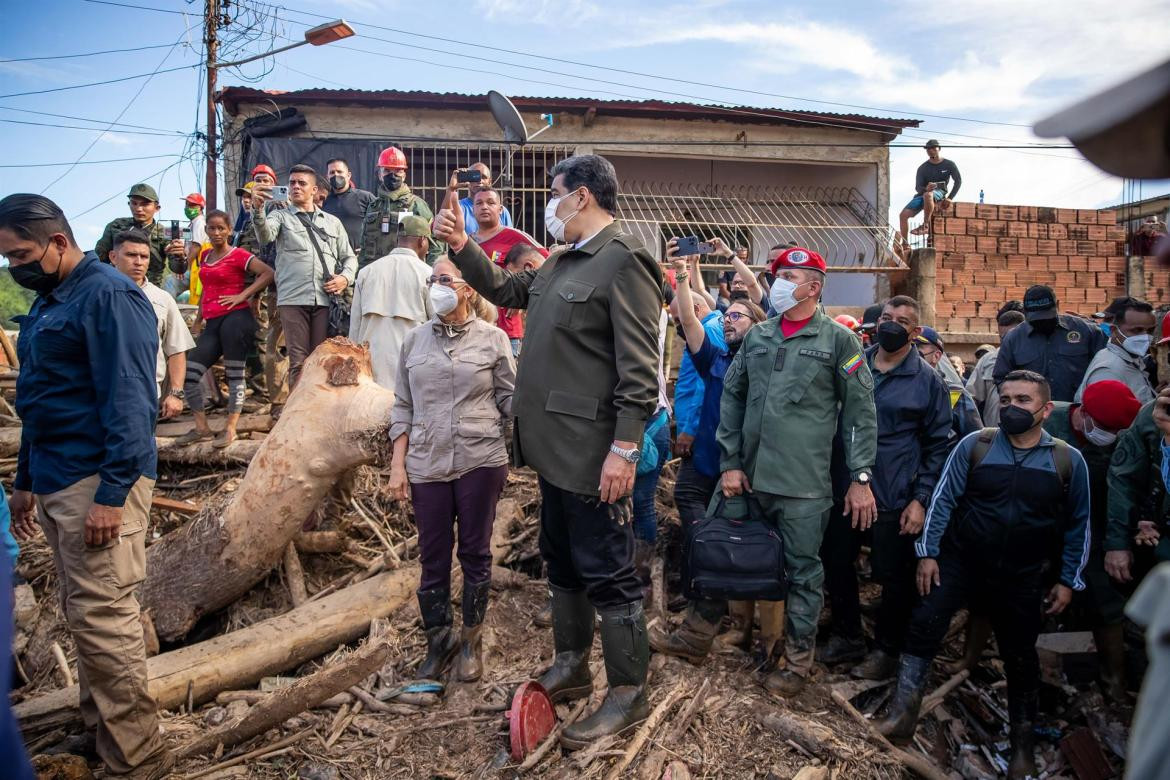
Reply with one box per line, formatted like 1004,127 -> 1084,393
1,148 -> 1168,778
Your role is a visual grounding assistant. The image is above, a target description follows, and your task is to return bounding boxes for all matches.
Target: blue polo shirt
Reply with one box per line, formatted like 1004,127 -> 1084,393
15,252 -> 159,507
674,311 -> 724,437
690,331 -> 732,478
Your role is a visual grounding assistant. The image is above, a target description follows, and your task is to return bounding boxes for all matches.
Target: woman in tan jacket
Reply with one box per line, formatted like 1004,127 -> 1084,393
389,258 -> 516,682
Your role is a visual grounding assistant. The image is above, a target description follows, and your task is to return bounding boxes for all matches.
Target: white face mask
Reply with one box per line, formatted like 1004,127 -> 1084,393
768,277 -> 808,316
544,193 -> 579,242
1082,414 -> 1118,447
429,284 -> 459,317
1120,333 -> 1151,357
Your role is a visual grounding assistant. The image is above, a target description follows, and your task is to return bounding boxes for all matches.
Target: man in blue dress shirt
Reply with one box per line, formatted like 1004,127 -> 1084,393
0,194 -> 173,779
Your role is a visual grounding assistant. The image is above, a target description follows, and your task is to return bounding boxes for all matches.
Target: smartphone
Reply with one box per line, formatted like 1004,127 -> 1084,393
270,185 -> 289,201
676,236 -> 715,256
181,226 -> 192,242
169,220 -> 181,240
457,169 -> 483,183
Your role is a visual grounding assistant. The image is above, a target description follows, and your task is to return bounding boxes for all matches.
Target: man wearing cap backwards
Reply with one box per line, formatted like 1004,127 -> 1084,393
359,146 -> 443,270
897,141 -> 961,250
966,303 -> 1025,426
716,246 -> 877,695
878,369 -> 1090,779
1075,296 -> 1156,404
432,154 -> 663,749
348,215 -> 434,390
994,284 -> 1106,402
94,183 -> 185,285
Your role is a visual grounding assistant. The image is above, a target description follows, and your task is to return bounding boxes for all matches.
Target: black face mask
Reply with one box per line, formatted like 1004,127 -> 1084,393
329,175 -> 347,191
1000,404 -> 1038,435
381,172 -> 405,191
10,243 -> 61,295
729,290 -> 749,301
876,321 -> 910,352
1031,317 -> 1057,335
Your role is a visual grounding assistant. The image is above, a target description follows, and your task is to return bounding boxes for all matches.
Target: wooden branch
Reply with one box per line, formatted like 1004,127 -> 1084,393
155,438 -> 263,466
758,710 -> 848,761
295,531 -> 354,555
178,637 -> 390,758
666,677 -> 710,745
151,496 -> 201,516
155,413 -> 272,438
830,689 -> 949,780
603,682 -> 688,780
518,698 -> 590,770
283,542 -> 308,608
50,642 -> 72,688
181,726 -> 316,779
921,669 -> 970,717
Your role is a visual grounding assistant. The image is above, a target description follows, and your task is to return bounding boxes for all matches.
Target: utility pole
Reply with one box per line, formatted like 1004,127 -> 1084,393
204,0 -> 221,209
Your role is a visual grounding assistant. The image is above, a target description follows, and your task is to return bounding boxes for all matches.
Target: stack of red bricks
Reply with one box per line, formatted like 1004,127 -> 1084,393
930,203 -> 1167,336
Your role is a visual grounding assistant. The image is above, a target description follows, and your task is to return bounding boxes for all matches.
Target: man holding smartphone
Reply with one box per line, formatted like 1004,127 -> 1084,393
450,162 -> 513,235
94,183 -> 185,285
897,140 -> 961,250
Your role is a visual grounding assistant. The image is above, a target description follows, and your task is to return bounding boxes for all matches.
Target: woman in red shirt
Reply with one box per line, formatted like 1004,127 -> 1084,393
175,209 -> 273,448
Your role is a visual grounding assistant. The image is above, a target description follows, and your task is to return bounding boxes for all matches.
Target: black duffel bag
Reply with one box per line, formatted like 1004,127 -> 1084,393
682,494 -> 787,602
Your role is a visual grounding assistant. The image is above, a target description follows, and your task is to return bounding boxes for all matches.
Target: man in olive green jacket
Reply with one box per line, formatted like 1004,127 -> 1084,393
94,183 -> 185,285
1105,397 -> 1170,584
720,248 -> 877,694
434,154 -> 662,750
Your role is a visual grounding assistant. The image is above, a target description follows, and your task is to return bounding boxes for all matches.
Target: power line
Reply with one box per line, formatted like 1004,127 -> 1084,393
0,42 -> 177,62
0,118 -> 187,137
0,153 -> 183,168
0,107 -> 187,135
81,0 -> 191,15
0,64 -> 199,99
73,156 -> 192,218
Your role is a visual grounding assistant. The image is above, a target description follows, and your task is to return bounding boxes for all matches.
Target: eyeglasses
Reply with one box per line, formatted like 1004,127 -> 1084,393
426,275 -> 464,287
725,311 -> 754,323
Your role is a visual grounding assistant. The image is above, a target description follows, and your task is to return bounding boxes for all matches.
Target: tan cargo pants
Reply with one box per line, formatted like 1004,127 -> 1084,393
37,474 -> 165,774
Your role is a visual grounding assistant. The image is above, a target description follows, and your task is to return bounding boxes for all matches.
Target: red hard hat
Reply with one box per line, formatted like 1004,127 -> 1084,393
182,193 -> 205,207
250,164 -> 277,180
834,314 -> 860,330
377,146 -> 407,170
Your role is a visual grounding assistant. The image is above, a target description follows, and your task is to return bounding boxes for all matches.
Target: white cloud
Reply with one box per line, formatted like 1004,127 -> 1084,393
96,132 -> 131,146
473,0 -> 602,24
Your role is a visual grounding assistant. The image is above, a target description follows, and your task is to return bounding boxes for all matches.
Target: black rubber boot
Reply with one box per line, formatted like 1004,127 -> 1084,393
1093,623 -> 1128,703
561,601 -> 651,750
875,654 -> 931,745
536,585 -> 595,703
816,634 -> 868,666
648,598 -> 723,663
1007,688 -> 1039,779
455,580 -> 490,682
416,588 -> 459,680
851,648 -> 900,680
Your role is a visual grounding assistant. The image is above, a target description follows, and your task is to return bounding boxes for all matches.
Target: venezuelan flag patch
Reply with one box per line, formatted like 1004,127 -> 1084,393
842,353 -> 863,375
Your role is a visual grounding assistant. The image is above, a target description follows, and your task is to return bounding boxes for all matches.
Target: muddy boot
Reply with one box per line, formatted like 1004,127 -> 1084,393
534,587 -> 553,628
537,585 -> 595,703
1093,623 -> 1128,703
942,613 -> 992,674
816,634 -> 867,666
1007,688 -> 1039,779
875,654 -> 931,744
634,540 -> 655,612
561,602 -> 650,750
851,648 -> 899,680
722,600 -> 755,649
752,600 -> 785,671
649,598 -> 723,663
416,588 -> 459,680
455,580 -> 490,682
41,732 -> 97,759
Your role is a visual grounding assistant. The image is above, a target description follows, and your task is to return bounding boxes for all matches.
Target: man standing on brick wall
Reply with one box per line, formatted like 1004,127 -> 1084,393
967,304 -> 1025,426
994,285 -> 1106,402
1075,296 -> 1157,404
897,140 -> 961,252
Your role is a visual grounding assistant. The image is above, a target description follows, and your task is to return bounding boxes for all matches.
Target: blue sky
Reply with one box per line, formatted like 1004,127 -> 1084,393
2,0 -> 1168,251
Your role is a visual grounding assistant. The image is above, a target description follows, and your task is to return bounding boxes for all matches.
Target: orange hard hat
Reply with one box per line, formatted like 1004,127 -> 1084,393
377,146 -> 407,170
834,314 -> 860,330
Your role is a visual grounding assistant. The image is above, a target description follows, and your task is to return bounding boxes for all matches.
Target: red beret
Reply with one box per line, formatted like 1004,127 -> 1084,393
770,246 -> 827,275
1080,380 -> 1142,432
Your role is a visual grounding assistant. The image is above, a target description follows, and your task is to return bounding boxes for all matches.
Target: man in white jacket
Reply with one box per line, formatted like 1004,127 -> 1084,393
349,215 -> 434,389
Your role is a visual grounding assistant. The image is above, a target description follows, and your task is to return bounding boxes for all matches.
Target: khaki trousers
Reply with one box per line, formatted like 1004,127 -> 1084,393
37,475 -> 164,774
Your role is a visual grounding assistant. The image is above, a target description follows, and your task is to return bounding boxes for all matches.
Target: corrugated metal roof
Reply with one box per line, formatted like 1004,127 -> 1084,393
218,87 -> 919,134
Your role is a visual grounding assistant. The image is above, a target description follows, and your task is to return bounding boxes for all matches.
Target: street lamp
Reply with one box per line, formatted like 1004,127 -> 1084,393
204,18 -> 356,208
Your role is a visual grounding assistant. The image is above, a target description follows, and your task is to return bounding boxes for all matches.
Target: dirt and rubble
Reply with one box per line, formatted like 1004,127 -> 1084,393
5,400 -> 1136,778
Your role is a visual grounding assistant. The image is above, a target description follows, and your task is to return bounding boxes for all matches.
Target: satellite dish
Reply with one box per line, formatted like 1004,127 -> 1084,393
489,91 -> 529,145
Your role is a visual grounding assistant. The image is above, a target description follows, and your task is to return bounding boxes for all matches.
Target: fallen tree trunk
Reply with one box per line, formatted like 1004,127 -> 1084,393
155,413 -> 273,438
14,564 -> 418,736
144,339 -> 396,640
155,438 -> 263,466
179,637 -> 391,758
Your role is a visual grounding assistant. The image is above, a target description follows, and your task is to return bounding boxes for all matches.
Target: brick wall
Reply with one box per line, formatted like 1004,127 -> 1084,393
929,203 -> 1170,340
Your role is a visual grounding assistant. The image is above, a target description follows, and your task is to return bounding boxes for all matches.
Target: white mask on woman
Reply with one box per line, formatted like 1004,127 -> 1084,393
429,284 -> 459,316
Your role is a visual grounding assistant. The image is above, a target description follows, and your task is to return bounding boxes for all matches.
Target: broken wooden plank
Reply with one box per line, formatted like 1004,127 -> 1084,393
150,495 -> 201,516
1060,727 -> 1113,780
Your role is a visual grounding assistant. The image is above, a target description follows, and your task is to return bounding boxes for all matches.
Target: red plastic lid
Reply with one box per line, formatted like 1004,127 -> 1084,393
508,681 -> 556,761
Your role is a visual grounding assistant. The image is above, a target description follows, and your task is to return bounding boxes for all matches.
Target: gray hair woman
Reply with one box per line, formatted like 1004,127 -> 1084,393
388,257 -> 515,682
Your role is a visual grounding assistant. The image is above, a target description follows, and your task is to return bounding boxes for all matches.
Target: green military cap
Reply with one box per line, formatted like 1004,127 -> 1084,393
128,183 -> 159,202
399,214 -> 432,239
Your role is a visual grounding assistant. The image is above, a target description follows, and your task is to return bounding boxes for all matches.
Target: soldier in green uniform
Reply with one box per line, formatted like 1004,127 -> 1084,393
94,183 -> 184,285
655,247 -> 877,695
358,146 -> 444,270
1105,395 -> 1170,582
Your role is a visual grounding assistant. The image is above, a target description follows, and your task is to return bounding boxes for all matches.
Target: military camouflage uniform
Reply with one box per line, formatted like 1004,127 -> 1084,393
94,218 -> 173,285
358,186 -> 444,269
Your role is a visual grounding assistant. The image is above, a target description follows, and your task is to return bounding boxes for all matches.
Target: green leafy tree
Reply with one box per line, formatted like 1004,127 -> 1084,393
0,271 -> 34,329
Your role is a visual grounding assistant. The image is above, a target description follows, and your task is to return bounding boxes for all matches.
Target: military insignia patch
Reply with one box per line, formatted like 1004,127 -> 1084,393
799,348 -> 831,362
841,353 -> 863,375
786,249 -> 810,265
1067,330 -> 1081,343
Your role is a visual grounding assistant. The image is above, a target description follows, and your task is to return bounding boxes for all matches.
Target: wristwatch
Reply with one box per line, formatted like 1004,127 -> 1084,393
166,388 -> 186,401
852,470 -> 872,486
610,443 -> 642,464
